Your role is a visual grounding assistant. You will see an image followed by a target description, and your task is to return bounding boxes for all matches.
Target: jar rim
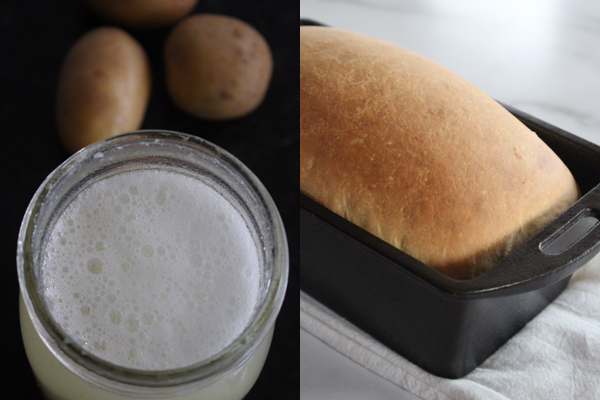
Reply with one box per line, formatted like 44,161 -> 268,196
17,130 -> 288,390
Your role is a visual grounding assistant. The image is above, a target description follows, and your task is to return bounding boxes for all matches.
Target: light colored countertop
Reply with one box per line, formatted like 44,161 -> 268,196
300,1 -> 600,398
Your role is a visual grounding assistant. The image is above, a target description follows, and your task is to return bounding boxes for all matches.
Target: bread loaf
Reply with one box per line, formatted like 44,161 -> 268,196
300,26 -> 580,280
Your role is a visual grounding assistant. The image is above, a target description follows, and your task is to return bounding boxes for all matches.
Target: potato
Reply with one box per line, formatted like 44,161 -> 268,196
164,14 -> 273,120
86,0 -> 198,30
56,27 -> 151,153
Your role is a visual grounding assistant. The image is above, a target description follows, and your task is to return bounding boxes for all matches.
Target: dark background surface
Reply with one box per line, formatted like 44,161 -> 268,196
0,0 -> 298,397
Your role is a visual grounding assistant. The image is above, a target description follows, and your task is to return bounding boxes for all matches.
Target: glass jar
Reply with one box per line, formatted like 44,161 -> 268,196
17,131 -> 288,400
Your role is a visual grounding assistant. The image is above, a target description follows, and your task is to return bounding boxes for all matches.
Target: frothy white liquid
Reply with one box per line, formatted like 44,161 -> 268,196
41,169 -> 260,370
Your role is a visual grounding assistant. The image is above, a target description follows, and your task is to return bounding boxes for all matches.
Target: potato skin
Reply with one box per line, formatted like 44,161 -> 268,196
86,0 -> 198,29
56,27 -> 151,153
164,14 -> 273,120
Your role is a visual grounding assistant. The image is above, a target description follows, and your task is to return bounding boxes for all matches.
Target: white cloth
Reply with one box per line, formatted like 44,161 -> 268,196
300,255 -> 600,400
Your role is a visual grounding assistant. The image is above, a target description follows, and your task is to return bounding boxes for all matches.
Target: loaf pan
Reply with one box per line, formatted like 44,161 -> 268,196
300,18 -> 600,379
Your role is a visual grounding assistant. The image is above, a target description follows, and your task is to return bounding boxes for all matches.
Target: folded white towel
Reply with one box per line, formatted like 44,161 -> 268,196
300,255 -> 600,400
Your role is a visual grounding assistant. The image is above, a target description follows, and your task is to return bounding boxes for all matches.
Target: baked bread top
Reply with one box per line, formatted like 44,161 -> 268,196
300,26 -> 580,279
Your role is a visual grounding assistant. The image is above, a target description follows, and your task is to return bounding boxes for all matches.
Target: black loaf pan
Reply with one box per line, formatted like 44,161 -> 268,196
300,18 -> 600,379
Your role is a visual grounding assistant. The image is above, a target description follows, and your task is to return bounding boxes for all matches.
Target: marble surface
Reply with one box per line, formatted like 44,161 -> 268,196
300,0 -> 600,398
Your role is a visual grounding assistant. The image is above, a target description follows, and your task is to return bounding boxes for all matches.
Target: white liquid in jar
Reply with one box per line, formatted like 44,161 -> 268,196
41,169 -> 260,370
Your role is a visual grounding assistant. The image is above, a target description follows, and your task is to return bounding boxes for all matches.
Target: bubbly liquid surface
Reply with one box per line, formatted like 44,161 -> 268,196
42,169 -> 260,370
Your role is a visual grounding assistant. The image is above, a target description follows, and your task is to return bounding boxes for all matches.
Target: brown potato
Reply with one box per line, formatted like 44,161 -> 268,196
56,27 -> 151,153
164,14 -> 273,120
86,0 -> 198,30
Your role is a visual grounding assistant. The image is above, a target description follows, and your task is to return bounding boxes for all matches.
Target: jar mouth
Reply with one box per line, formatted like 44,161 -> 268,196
17,131 -> 288,389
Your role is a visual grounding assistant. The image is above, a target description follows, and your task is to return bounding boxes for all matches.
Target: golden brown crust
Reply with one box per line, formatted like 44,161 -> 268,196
300,26 -> 580,279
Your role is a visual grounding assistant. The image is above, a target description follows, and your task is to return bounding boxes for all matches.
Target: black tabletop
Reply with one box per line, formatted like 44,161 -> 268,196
0,0 -> 298,397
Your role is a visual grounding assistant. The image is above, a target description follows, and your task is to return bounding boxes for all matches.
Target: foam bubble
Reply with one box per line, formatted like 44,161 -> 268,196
42,170 -> 260,370
109,309 -> 122,324
87,257 -> 103,274
141,244 -> 154,257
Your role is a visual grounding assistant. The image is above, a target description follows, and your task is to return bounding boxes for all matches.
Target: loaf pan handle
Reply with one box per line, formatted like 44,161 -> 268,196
466,184 -> 600,297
